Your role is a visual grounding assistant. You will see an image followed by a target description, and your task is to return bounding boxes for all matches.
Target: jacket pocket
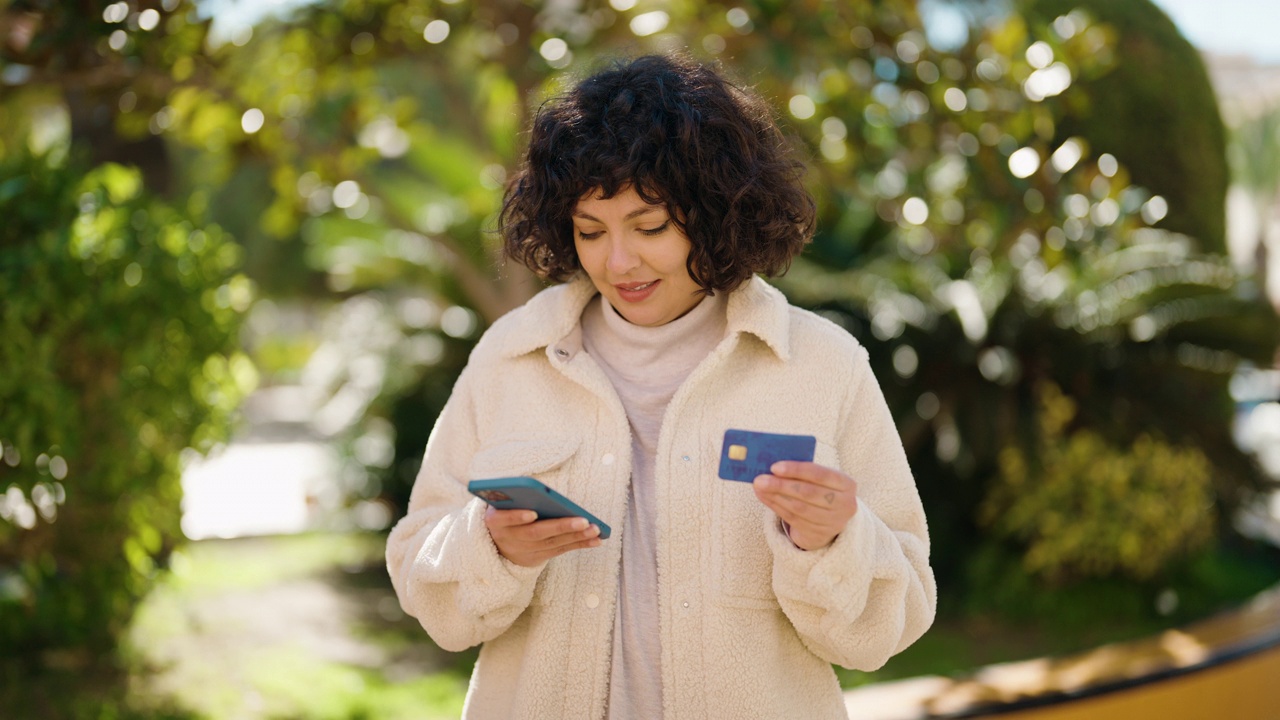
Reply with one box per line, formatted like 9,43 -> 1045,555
712,481 -> 778,610
467,435 -> 580,481
711,438 -> 841,609
467,435 -> 581,607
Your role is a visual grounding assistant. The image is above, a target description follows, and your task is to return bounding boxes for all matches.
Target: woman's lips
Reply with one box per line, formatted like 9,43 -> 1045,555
615,280 -> 659,303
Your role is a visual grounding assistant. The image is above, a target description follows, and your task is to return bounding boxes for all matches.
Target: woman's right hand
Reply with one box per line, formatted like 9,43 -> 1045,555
484,506 -> 603,567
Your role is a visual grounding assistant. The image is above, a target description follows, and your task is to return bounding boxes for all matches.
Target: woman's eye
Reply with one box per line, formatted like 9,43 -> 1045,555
639,221 -> 670,236
577,229 -> 603,240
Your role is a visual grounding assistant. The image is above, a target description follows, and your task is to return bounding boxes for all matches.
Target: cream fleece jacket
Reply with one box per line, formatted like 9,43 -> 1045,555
385,275 -> 936,720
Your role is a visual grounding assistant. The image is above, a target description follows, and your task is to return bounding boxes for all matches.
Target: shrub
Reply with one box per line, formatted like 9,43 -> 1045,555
0,150 -> 253,658
981,382 -> 1216,581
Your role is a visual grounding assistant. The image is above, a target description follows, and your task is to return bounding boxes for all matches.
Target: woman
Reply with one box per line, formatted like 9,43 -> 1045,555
386,54 -> 935,719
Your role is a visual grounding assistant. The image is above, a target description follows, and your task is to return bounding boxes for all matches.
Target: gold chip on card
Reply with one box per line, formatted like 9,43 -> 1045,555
728,444 -> 748,461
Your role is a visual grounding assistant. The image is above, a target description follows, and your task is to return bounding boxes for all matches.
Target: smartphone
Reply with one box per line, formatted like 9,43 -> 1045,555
468,476 -> 611,540
718,429 -> 817,482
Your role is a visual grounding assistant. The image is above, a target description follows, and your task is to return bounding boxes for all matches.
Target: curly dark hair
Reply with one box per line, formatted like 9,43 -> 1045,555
500,54 -> 816,293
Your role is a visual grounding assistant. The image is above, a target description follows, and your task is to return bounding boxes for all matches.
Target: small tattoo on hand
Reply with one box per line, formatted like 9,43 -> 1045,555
825,492 -> 835,505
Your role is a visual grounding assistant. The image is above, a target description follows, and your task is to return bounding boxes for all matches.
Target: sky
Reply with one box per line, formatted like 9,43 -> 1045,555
1149,0 -> 1280,64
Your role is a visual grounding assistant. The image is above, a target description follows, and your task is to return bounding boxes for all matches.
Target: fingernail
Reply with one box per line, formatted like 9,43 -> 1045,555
770,462 -> 786,474
523,511 -> 538,523
571,517 -> 588,530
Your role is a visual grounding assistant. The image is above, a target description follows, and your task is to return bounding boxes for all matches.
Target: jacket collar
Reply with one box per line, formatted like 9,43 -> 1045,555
494,274 -> 792,361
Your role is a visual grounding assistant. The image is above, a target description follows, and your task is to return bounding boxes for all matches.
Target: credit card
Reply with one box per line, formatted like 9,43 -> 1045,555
717,429 -> 816,482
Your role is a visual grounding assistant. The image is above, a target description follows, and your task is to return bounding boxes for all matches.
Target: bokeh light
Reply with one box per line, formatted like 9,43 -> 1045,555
240,108 -> 264,134
1142,195 -> 1170,224
630,11 -> 669,37
789,94 -> 816,119
1008,147 -> 1041,178
903,197 -> 930,225
1051,138 -> 1085,173
424,20 -> 450,44
102,2 -> 128,23
1023,62 -> 1072,101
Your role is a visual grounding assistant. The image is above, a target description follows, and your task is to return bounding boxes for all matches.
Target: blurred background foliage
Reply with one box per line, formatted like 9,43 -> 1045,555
0,148 -> 252,653
1021,0 -> 1229,254
2,0 -> 1279,714
982,381 -> 1216,581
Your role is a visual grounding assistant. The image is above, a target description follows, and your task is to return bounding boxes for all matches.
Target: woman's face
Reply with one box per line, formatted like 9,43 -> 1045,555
572,186 -> 703,327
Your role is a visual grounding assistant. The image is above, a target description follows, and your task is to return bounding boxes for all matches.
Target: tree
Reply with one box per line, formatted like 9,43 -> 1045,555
2,2 -> 1274,653
191,0 -> 1278,583
1021,0 -> 1230,255
0,149 -> 251,656
0,1 -> 252,659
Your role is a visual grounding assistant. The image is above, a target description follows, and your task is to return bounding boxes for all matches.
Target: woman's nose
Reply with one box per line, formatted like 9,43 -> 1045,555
605,237 -> 640,274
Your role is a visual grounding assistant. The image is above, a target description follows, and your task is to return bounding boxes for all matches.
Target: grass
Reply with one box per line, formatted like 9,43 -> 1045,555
125,532 -> 476,720
1,532 -> 474,720
5,531 -> 1278,718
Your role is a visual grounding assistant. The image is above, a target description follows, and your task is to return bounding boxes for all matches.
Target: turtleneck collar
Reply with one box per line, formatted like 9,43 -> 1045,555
581,291 -> 728,384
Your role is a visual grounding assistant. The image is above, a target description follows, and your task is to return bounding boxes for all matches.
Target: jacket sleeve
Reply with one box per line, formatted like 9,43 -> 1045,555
767,348 -> 936,671
384,363 -> 544,652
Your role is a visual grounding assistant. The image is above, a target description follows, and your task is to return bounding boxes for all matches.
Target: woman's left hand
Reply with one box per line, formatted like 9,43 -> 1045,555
753,461 -> 858,551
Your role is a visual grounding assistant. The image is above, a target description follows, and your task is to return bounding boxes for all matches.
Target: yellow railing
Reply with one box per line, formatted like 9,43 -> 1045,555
845,583 -> 1280,719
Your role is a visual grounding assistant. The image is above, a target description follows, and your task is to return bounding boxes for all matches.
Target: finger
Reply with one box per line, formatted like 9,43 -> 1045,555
761,490 -> 840,527
547,535 -> 604,557
505,519 -> 600,551
755,474 -> 848,512
492,521 -> 601,564
484,506 -> 538,528
487,511 -> 588,538
757,489 -> 839,530
518,534 -> 604,565
755,479 -> 857,535
753,484 -> 810,524
755,491 -> 795,527
768,461 -> 853,490
524,515 -> 593,543
516,516 -> 595,542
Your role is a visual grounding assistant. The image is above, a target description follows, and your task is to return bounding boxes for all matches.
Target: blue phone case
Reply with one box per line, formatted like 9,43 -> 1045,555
718,429 -> 816,482
468,476 -> 611,540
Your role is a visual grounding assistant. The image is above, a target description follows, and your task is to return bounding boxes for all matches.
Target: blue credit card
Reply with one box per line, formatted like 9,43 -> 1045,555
717,429 -> 816,482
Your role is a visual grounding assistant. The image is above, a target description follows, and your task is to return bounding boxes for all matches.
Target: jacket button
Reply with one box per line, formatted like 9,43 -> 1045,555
585,593 -> 600,609
601,453 -> 615,466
